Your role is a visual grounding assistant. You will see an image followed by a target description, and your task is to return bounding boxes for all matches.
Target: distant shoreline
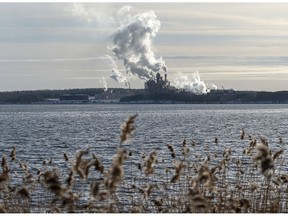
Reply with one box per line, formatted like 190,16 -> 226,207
0,87 -> 288,105
0,101 -> 288,105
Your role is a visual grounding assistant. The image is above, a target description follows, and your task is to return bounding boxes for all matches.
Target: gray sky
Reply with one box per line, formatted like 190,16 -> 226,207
1,3 -> 288,91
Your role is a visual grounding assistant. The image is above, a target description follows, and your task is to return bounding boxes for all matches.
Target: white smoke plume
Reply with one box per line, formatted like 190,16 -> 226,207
211,83 -> 218,90
111,10 -> 167,81
72,5 -> 214,94
101,77 -> 108,92
110,68 -> 131,88
173,71 -> 209,95
72,5 -> 166,88
105,55 -> 131,88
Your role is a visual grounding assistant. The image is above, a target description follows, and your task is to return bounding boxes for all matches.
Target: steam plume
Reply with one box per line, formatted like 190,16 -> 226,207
173,71 -> 209,95
212,83 -> 218,90
105,55 -> 130,88
111,10 -> 167,81
101,77 -> 108,92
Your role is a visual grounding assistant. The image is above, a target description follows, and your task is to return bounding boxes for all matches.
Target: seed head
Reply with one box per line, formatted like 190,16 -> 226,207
240,129 -> 245,140
10,146 -> 16,161
120,114 -> 138,144
106,149 -> 126,191
273,149 -> 284,161
63,152 -> 69,161
18,187 -> 30,199
144,151 -> 157,176
91,180 -> 100,198
171,161 -> 183,183
0,204 -> 6,213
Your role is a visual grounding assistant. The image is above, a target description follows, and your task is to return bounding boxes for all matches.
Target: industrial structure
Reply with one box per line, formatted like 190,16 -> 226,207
145,73 -> 174,94
59,94 -> 89,103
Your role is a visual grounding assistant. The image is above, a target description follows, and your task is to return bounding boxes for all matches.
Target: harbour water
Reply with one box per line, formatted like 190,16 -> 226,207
1,104 -> 287,165
1,104 -> 288,211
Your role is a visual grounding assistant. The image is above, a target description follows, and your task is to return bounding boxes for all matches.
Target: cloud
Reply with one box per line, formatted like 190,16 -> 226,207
72,3 -> 115,27
156,4 -> 288,37
71,3 -> 135,29
0,57 -> 109,62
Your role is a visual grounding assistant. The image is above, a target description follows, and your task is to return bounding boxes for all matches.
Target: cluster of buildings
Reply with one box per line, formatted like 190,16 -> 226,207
145,72 -> 174,94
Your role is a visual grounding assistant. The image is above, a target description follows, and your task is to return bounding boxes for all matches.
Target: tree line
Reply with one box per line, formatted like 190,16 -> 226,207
1,88 -> 288,104
0,88 -> 133,104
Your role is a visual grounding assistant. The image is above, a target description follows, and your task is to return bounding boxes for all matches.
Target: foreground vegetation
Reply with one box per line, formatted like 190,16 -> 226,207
0,114 -> 287,213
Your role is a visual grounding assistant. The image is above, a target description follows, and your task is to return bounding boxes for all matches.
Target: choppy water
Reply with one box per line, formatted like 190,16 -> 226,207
1,104 -> 288,212
1,104 -> 287,164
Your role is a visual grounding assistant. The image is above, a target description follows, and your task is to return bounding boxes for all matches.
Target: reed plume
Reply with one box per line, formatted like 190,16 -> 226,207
139,184 -> 154,198
10,146 -> 16,161
42,170 -> 64,197
198,164 -> 216,189
23,173 -> 34,184
0,171 -> 9,185
254,142 -> 274,178
240,129 -> 245,140
19,161 -> 28,172
66,170 -> 74,188
223,147 -> 232,158
171,161 -> 183,183
120,114 -> 138,144
250,181 -> 258,192
250,138 -> 257,147
73,150 -> 95,179
0,204 -> 6,213
63,152 -> 69,161
188,186 -> 207,212
144,151 -> 157,176
91,154 -> 104,173
90,180 -> 100,198
273,149 -> 284,161
167,144 -> 176,158
191,140 -> 196,147
1,155 -> 9,172
181,139 -> 190,157
106,149 -> 126,191
17,187 -> 30,199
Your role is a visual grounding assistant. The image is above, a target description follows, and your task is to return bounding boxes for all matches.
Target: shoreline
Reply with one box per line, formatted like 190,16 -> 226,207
0,101 -> 288,105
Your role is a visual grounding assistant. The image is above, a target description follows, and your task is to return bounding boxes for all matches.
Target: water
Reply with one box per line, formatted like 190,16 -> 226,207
1,104 -> 288,173
1,104 -> 288,212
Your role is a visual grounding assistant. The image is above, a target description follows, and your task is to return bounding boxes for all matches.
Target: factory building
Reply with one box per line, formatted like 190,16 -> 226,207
145,72 -> 171,94
59,94 -> 89,103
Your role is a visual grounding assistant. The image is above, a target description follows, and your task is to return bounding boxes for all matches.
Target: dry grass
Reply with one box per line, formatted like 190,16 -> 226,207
0,114 -> 288,213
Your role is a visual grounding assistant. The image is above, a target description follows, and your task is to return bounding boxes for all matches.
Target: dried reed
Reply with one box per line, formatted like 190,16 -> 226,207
1,115 -> 288,213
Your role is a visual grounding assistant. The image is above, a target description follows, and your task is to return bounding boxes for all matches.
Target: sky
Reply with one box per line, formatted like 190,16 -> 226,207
1,2 -> 288,92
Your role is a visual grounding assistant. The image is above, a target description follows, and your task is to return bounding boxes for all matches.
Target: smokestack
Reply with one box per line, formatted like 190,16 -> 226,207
156,73 -> 161,84
164,74 -> 167,82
